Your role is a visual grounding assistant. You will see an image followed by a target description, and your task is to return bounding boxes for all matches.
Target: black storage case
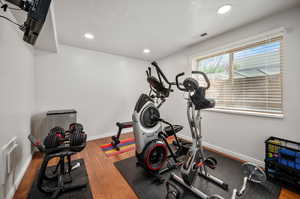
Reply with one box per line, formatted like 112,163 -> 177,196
265,136 -> 300,191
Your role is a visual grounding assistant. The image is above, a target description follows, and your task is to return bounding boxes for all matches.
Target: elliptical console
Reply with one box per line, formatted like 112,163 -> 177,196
133,93 -> 168,171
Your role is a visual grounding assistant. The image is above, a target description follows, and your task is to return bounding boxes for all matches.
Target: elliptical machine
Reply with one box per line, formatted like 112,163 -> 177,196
166,71 -> 228,199
132,62 -> 190,183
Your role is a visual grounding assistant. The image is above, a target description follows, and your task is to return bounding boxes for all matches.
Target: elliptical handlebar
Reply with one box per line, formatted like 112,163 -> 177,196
147,61 -> 177,99
151,61 -> 176,86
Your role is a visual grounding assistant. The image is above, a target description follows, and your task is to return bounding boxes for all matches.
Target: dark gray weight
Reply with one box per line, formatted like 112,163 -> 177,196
44,134 -> 60,149
70,132 -> 87,146
69,123 -> 84,134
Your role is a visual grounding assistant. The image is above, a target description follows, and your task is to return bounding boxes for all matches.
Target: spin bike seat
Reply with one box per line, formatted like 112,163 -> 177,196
164,125 -> 183,137
191,88 -> 215,110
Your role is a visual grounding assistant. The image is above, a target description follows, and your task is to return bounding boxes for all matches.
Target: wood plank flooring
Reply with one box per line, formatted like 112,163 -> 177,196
13,133 -> 300,199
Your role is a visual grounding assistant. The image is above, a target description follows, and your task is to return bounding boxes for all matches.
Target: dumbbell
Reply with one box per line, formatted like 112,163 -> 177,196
44,124 -> 87,149
44,131 -> 86,149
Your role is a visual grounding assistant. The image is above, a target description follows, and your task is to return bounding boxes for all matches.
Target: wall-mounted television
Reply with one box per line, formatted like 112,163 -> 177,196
5,0 -> 52,45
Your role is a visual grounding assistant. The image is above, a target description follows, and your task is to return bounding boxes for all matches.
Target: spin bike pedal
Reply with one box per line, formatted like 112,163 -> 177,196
204,157 -> 217,169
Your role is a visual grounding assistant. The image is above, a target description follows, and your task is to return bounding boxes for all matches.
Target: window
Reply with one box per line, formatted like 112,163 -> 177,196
193,36 -> 283,116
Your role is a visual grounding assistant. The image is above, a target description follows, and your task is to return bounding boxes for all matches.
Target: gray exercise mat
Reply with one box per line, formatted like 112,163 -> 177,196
114,150 -> 281,199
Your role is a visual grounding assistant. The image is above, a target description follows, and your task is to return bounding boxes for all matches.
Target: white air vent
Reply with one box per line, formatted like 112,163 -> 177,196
6,144 -> 18,174
0,137 -> 18,185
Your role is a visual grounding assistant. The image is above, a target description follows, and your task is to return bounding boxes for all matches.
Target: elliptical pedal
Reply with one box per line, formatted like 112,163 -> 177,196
166,180 -> 184,199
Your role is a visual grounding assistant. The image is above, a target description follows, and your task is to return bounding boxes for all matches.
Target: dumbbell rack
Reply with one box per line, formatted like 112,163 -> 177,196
265,136 -> 300,191
28,123 -> 87,199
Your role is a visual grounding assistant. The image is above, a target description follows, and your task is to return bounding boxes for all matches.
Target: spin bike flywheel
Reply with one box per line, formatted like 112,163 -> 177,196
139,140 -> 168,171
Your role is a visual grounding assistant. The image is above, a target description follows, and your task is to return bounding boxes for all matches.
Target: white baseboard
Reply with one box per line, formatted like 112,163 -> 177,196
178,134 -> 264,166
6,154 -> 32,199
87,128 -> 133,141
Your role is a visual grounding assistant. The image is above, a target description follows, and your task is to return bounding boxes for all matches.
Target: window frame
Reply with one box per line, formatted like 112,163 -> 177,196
190,29 -> 285,119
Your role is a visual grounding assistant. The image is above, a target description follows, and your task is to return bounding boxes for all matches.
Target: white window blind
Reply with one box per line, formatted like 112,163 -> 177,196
194,36 -> 283,115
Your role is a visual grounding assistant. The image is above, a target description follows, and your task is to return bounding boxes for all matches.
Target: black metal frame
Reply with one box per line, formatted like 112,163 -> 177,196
111,121 -> 133,151
265,136 -> 300,191
28,134 -> 88,199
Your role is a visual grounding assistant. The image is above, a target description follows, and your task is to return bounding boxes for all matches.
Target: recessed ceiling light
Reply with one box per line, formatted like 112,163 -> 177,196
143,49 -> 151,54
217,5 -> 232,15
84,33 -> 95,40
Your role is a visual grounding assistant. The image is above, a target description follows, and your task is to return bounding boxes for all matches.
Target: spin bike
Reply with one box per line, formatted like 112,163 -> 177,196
166,71 -> 228,199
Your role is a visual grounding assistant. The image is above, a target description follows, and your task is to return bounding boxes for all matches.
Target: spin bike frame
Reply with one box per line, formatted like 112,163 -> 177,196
170,71 -> 228,199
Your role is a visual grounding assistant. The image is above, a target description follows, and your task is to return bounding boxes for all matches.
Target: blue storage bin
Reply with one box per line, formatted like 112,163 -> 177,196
278,157 -> 300,170
265,136 -> 300,189
278,158 -> 288,166
279,148 -> 296,157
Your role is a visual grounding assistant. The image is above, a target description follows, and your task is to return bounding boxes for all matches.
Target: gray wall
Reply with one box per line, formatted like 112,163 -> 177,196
34,45 -> 148,140
0,11 -> 35,199
159,6 -> 300,164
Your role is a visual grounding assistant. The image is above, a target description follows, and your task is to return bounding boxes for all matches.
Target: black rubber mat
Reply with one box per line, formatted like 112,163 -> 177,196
114,150 -> 281,199
27,159 -> 93,199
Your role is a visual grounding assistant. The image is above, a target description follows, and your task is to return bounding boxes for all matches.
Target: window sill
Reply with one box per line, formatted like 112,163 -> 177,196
204,108 -> 284,119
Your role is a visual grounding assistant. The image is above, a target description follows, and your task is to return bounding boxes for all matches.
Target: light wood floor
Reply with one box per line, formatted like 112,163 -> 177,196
13,133 -> 300,199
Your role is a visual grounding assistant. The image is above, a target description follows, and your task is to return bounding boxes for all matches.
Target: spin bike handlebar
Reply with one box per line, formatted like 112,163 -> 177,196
192,71 -> 210,89
175,71 -> 210,92
175,72 -> 186,91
